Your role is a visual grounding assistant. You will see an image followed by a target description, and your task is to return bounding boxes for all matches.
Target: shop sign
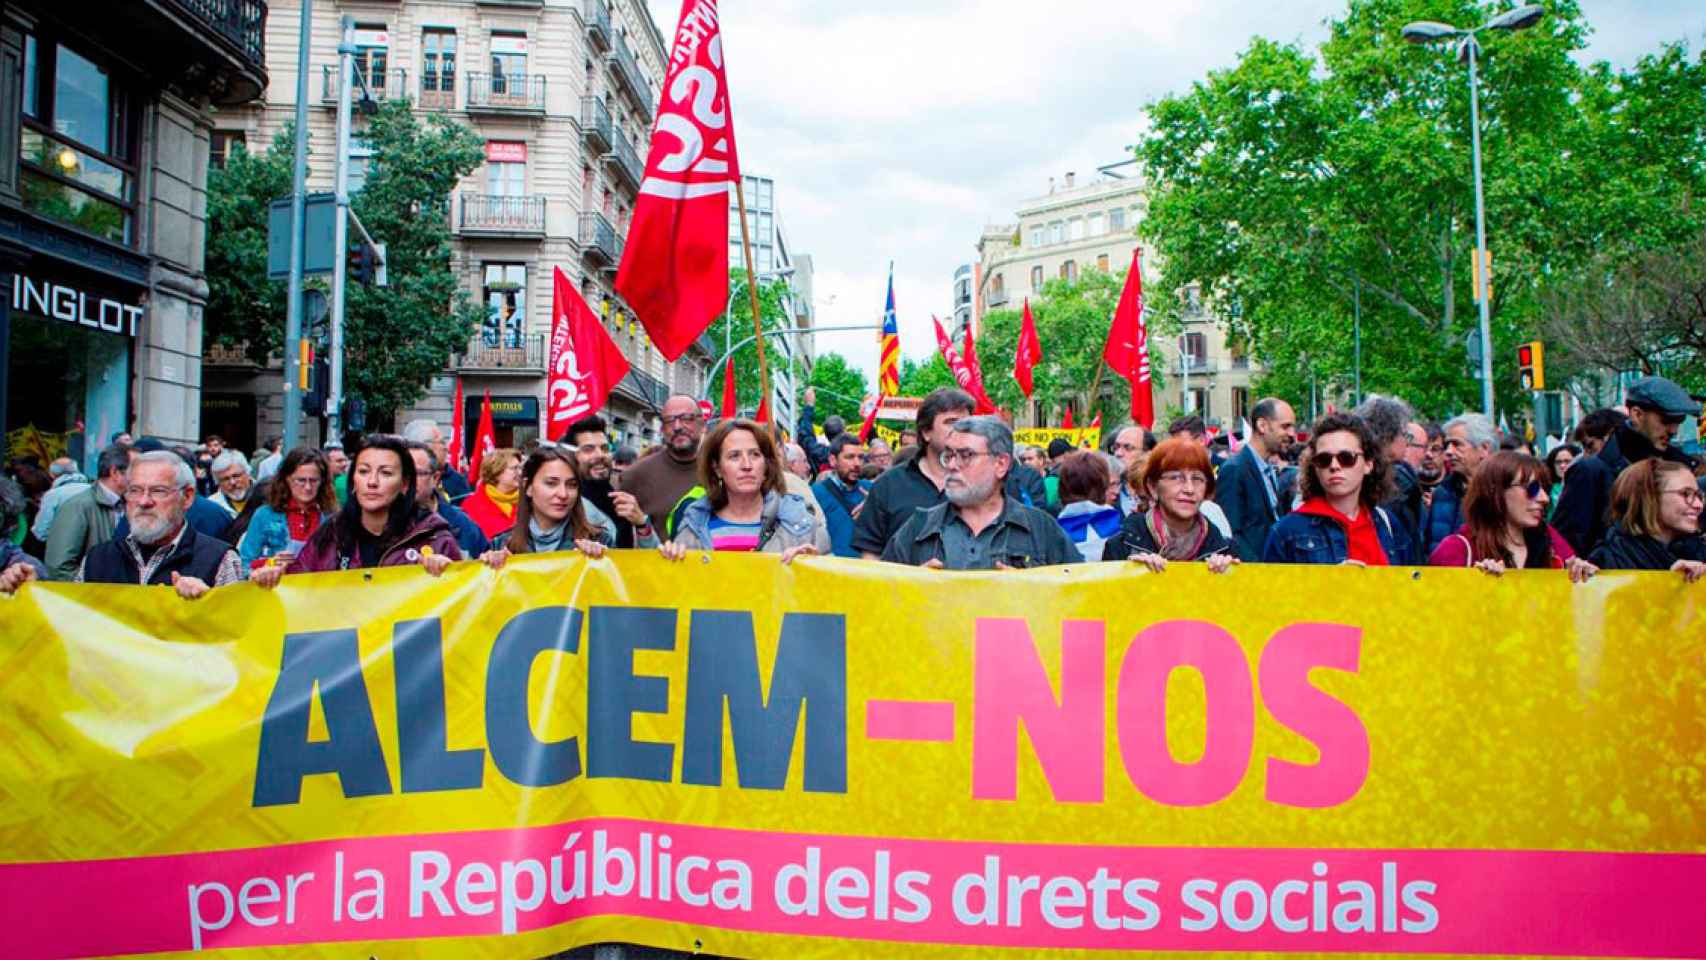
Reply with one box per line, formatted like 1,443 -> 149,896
12,272 -> 142,337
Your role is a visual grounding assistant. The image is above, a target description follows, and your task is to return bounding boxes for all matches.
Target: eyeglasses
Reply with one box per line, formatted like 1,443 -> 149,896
1664,487 -> 1705,506
1311,450 -> 1363,471
288,475 -> 322,487
1159,470 -> 1210,488
1508,480 -> 1545,499
662,413 -> 703,427
939,448 -> 994,468
124,485 -> 180,502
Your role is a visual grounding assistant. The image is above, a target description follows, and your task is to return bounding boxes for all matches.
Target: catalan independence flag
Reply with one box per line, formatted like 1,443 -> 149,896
878,264 -> 900,396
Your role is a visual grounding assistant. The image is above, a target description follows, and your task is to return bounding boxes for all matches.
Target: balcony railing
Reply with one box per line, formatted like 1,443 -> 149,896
460,333 -> 546,372
419,73 -> 456,110
163,0 -> 267,70
580,96 -> 612,155
460,194 -> 546,236
607,127 -> 643,191
620,367 -> 669,410
466,72 -> 546,114
580,212 -> 620,265
607,35 -> 652,121
986,288 -> 1010,307
1176,356 -> 1213,374
322,65 -> 409,104
584,0 -> 612,51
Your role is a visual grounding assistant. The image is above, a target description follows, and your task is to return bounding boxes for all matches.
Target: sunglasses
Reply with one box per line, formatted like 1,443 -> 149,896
1311,450 -> 1363,470
1509,480 -> 1545,499
1660,414 -> 1686,427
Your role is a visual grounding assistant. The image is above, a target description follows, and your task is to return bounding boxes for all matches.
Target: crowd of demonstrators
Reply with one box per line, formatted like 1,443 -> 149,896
253,436 -> 459,588
237,448 -> 336,569
660,418 -> 828,561
1054,452 -> 1123,562
864,438 -> 894,475
480,447 -> 616,570
324,442 -> 350,504
1264,413 -> 1411,566
1554,377 -> 1699,557
1544,444 -> 1580,506
795,387 -> 846,476
623,394 -> 708,536
1572,408 -> 1624,458
75,450 -> 243,599
404,441 -> 488,557
400,419 -> 473,501
30,457 -> 89,543
1216,398 -> 1297,561
44,444 -> 132,581
811,434 -> 872,558
1351,396 -> 1427,563
612,445 -> 638,481
1427,451 -> 1596,581
1588,459 -> 1705,578
879,416 -> 1073,570
1104,438 -> 1237,573
1424,412 -> 1496,555
461,448 -> 524,540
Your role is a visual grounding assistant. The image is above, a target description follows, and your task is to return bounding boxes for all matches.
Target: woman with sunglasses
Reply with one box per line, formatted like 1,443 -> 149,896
1588,459 -> 1706,581
1263,413 -> 1412,565
1103,438 -> 1236,572
236,447 -> 337,571
1428,451 -> 1597,582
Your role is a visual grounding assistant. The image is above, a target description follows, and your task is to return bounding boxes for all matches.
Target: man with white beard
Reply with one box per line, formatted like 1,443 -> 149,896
75,451 -> 242,599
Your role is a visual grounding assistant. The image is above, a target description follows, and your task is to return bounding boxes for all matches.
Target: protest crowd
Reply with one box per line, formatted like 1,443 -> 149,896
3,375 -> 1703,599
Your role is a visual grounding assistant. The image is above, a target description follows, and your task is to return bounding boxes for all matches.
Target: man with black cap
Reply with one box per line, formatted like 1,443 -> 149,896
1555,375 -> 1701,556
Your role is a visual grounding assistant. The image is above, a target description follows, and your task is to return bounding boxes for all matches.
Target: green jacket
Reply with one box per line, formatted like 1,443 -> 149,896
43,484 -> 121,581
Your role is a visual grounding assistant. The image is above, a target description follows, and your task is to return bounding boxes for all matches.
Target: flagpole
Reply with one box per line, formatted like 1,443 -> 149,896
733,176 -> 771,416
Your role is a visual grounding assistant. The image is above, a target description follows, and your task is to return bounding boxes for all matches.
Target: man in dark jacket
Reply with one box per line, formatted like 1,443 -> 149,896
563,414 -> 650,547
1555,376 -> 1701,556
882,416 -> 1074,569
811,434 -> 872,557
1214,396 -> 1295,560
77,451 -> 241,599
406,442 -> 488,558
1422,412 -> 1496,554
796,388 -> 846,478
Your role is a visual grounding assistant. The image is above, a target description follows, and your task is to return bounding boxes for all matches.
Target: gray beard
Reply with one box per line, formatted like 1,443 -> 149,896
945,476 -> 995,507
130,512 -> 179,545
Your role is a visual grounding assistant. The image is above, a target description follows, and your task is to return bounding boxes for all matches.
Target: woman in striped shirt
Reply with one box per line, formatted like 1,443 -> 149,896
661,419 -> 829,562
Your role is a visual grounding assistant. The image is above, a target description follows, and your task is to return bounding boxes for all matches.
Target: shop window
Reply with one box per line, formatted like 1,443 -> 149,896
17,32 -> 138,245
483,262 -> 527,347
210,131 -> 246,169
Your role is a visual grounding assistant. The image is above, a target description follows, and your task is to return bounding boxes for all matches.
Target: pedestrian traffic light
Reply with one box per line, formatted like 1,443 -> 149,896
1517,340 -> 1545,391
347,241 -> 375,285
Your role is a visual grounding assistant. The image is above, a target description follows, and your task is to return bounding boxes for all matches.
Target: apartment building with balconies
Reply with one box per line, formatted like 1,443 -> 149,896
206,0 -> 707,454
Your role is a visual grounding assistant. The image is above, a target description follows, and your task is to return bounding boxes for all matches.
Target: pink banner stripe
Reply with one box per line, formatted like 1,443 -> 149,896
2,820 -> 1704,959
866,700 -> 957,742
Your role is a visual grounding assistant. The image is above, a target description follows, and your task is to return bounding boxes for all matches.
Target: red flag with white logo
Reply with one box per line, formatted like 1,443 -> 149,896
614,0 -> 741,361
547,268 -> 630,439
960,322 -> 997,415
468,389 -> 498,483
932,316 -> 996,413
1104,248 -> 1154,429
1014,298 -> 1042,399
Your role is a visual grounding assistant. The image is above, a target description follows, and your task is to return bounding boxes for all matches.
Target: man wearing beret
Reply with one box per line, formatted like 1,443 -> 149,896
1555,375 -> 1701,556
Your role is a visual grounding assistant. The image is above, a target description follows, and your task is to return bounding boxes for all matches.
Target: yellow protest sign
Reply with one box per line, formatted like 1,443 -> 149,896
1015,427 -> 1103,452
0,556 -> 1702,958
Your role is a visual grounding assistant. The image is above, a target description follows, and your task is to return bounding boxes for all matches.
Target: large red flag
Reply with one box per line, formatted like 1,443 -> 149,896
449,376 -> 465,472
960,323 -> 997,415
1014,298 -> 1042,399
1104,248 -> 1154,429
614,0 -> 740,361
547,267 -> 630,439
467,389 -> 498,483
932,316 -> 996,412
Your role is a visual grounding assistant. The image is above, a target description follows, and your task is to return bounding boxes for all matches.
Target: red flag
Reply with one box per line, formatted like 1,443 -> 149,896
755,395 -> 770,424
467,389 -> 498,483
614,0 -> 740,361
858,398 -> 882,443
1063,407 -> 1075,429
547,267 -> 630,439
449,376 -> 465,472
1090,410 -> 1102,429
1014,298 -> 1042,399
932,316 -> 996,412
960,323 -> 997,415
1103,248 -> 1154,429
720,359 -> 738,419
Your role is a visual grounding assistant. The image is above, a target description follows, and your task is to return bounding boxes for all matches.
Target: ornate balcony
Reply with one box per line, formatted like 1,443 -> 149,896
581,96 -> 612,156
459,333 -> 546,373
607,34 -> 653,122
459,194 -> 546,238
584,0 -> 611,51
579,212 -> 620,266
607,126 -> 643,191
466,72 -> 546,116
322,65 -> 409,104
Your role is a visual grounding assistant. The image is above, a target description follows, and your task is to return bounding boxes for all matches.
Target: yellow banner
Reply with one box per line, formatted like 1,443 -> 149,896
1,556 -> 1703,959
1015,427 -> 1103,452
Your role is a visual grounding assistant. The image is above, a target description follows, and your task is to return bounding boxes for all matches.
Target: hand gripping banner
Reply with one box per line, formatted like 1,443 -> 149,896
0,556 -> 1703,958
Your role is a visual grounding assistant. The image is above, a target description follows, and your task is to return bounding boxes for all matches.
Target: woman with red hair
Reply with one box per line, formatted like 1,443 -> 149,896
1102,438 -> 1237,573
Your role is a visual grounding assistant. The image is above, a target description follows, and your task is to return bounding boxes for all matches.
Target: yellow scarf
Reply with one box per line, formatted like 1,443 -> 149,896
484,483 -> 519,517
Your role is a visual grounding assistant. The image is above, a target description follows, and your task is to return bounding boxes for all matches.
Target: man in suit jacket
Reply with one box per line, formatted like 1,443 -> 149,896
1215,397 -> 1297,561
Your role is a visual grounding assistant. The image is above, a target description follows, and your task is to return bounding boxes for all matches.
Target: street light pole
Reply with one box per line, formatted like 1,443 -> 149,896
328,16 -> 355,440
280,0 -> 314,450
1463,35 -> 1495,418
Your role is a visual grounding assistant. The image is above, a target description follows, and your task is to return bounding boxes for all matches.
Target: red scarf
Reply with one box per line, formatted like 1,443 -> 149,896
1295,498 -> 1388,566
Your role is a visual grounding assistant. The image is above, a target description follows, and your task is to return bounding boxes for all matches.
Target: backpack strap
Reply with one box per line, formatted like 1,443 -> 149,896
1453,533 -> 1474,567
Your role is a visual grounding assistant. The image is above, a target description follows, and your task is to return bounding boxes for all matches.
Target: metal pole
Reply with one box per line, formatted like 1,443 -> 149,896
1353,276 -> 1362,405
1466,37 -> 1495,418
281,0 -> 314,450
326,16 -> 354,440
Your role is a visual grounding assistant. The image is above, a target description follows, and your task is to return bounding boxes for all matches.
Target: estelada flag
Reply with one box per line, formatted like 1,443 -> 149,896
1104,248 -> 1154,429
467,389 -> 498,483
547,267 -> 630,439
614,0 -> 740,361
1014,298 -> 1042,399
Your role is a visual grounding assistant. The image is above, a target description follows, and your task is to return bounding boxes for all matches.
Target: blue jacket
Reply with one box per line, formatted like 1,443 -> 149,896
1214,444 -> 1285,562
1421,473 -> 1466,557
1262,504 -> 1410,565
439,502 -> 490,557
0,542 -> 46,581
810,475 -> 872,558
238,504 -> 334,565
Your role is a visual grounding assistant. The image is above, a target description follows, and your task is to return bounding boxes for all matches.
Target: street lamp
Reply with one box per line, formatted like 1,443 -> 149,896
1403,3 -> 1543,417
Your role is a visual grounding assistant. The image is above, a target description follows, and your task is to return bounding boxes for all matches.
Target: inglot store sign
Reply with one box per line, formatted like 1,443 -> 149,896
12,271 -> 142,338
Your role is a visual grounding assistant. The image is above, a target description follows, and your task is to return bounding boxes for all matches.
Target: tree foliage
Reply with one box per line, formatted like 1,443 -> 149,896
1139,0 -> 1706,419
704,273 -> 797,413
804,353 -> 870,423
897,354 -> 955,398
205,101 -> 488,416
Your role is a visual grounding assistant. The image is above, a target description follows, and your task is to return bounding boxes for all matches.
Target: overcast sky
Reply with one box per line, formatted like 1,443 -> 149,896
645,0 -> 1703,384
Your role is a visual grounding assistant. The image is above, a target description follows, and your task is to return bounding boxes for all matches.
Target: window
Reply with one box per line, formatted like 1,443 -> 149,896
1030,265 -> 1043,290
345,137 -> 374,193
1060,260 -> 1076,281
1186,388 -> 1209,417
485,141 -> 526,195
1231,387 -> 1250,423
210,131 -> 246,169
1069,218 -> 1084,242
1029,226 -> 1044,248
17,33 -> 138,245
491,33 -> 527,94
483,263 -> 527,347
1088,212 -> 1104,236
421,29 -> 456,107
991,273 -> 1005,297
1097,253 -> 1110,272
354,26 -> 390,94
1108,208 -> 1126,232
1049,221 -> 1064,245
1181,332 -> 1207,368
757,179 -> 773,208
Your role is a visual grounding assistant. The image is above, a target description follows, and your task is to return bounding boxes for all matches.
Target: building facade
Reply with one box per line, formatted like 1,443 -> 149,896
951,263 -> 972,338
0,0 -> 267,469
974,166 -> 1259,427
727,172 -> 812,428
209,0 -> 711,456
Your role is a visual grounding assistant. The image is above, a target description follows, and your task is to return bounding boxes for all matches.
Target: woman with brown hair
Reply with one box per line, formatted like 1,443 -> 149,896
237,447 -> 338,569
1428,450 -> 1597,581
461,448 -> 524,539
1589,459 -> 1706,580
478,447 -> 629,569
659,418 -> 828,561
1262,412 -> 1411,565
1054,451 -> 1124,562
1103,438 -> 1237,573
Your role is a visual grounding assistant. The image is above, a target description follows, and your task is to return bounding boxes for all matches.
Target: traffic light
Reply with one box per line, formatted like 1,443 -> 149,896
303,351 -> 330,415
1517,340 -> 1545,391
347,241 -> 375,285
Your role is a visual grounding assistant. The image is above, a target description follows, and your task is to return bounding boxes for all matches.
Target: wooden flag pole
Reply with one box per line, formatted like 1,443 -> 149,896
732,176 -> 771,415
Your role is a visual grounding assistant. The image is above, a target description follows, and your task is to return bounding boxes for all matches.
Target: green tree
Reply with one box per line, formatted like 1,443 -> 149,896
205,101 -> 488,416
805,353 -> 870,423
1138,0 -> 1705,419
705,273 -> 797,413
897,354 -> 955,397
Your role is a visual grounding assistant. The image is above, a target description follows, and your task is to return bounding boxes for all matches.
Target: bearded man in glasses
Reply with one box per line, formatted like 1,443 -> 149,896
75,451 -> 242,599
